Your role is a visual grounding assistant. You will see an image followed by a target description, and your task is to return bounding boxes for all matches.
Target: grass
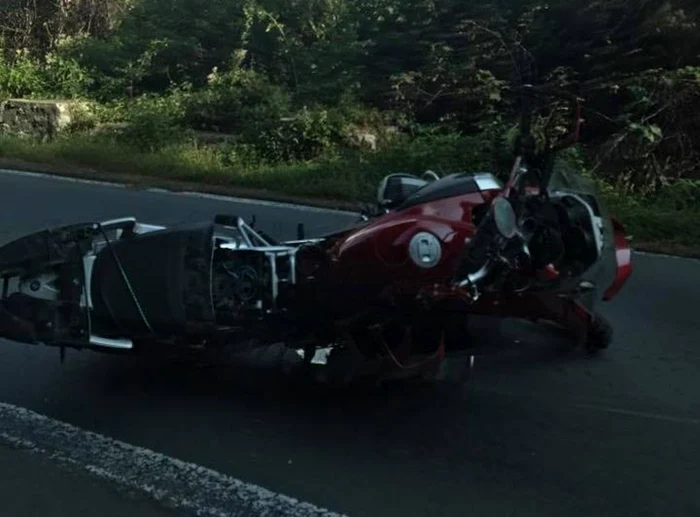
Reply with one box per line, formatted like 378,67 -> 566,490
0,134 -> 389,200
0,133 -> 698,256
608,206 -> 700,257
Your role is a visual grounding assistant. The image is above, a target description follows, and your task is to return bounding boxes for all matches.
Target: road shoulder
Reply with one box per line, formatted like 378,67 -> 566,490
0,444 -> 178,517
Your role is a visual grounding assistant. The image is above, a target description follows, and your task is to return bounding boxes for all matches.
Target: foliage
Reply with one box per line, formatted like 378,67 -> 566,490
182,67 -> 291,134
0,44 -> 92,99
0,0 -> 699,249
0,129 -> 495,199
0,50 -> 45,98
41,51 -> 94,98
118,94 -> 191,151
253,106 -> 336,162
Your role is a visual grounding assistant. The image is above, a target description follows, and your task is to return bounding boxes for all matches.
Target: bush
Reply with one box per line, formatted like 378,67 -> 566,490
0,44 -> 92,100
41,52 -> 93,99
253,106 -> 341,162
118,94 -> 191,151
0,51 -> 45,98
365,127 -> 495,177
182,68 -> 291,134
182,68 -> 344,161
181,68 -> 394,163
653,180 -> 700,213
64,103 -> 99,133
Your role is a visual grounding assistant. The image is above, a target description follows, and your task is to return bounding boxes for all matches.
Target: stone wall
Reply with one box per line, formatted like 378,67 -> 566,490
0,99 -> 396,151
0,99 -> 90,140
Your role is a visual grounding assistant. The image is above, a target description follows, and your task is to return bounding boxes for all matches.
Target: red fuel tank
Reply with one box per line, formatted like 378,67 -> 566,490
328,190 -> 494,297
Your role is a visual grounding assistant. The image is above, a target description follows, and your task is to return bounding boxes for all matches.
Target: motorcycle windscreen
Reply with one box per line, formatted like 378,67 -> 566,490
546,164 -> 619,309
0,223 -> 95,347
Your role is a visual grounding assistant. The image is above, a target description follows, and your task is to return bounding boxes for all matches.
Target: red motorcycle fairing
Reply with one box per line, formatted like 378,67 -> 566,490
325,192 -> 492,309
602,217 -> 633,301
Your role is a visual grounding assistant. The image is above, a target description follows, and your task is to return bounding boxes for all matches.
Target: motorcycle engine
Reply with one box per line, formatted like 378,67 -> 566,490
211,249 -> 273,325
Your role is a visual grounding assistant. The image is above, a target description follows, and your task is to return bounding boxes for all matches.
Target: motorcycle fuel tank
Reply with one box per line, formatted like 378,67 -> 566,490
327,189 -> 495,303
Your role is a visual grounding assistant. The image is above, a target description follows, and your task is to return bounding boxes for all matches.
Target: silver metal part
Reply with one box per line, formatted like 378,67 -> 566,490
19,273 -> 59,301
220,247 -> 299,309
89,335 -> 133,350
263,248 -> 299,308
473,173 -> 503,192
295,346 -> 333,366
133,223 -> 167,234
281,238 -> 324,246
99,217 -> 136,230
376,174 -> 428,206
409,232 -> 443,269
213,216 -> 303,309
217,217 -> 274,250
422,170 -> 440,181
239,219 -> 272,247
79,255 -> 96,308
311,347 -> 332,365
269,252 -> 278,302
458,261 -> 493,289
577,280 -> 596,294
289,251 -> 297,285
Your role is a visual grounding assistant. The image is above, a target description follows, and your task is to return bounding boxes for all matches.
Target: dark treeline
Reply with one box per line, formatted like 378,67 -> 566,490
1,0 -> 699,193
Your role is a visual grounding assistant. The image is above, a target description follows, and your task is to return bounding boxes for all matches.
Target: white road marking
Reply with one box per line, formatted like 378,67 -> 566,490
575,403 -> 700,426
0,402 -> 347,517
633,250 -> 700,263
0,168 -> 359,216
0,167 -> 127,189
172,189 -> 358,216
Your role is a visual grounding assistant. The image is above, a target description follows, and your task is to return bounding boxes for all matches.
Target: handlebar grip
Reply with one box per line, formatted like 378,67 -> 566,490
457,260 -> 494,289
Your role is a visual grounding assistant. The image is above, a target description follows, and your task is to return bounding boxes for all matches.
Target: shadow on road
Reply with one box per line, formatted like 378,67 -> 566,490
67,315 -> 593,438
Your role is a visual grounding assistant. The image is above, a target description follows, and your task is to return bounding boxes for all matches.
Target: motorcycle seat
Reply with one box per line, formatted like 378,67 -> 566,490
90,222 -> 216,337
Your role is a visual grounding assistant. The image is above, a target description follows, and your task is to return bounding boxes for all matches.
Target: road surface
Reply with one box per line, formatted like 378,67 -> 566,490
0,169 -> 698,517
0,445 -> 175,517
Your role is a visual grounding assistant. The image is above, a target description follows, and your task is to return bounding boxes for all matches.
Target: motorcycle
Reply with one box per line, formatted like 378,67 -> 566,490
0,86 -> 632,385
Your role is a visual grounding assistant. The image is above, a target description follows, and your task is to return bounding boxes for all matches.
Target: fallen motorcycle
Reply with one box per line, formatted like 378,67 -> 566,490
0,86 -> 632,384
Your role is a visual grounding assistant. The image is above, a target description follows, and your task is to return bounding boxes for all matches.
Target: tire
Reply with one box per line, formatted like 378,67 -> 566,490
585,313 -> 613,353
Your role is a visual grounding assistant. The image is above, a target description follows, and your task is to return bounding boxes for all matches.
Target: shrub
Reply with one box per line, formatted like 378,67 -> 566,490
0,45 -> 92,100
42,52 -> 94,99
654,179 -> 700,213
182,68 -> 291,134
118,94 -> 191,151
253,106 -> 340,162
65,103 -> 98,133
0,50 -> 45,98
366,127 -> 494,177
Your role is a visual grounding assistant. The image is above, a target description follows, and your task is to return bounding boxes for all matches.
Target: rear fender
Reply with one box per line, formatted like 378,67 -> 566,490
0,218 -> 164,350
0,222 -> 97,347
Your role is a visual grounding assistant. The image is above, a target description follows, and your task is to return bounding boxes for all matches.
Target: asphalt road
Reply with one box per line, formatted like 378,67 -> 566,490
0,170 -> 699,517
0,445 -> 174,517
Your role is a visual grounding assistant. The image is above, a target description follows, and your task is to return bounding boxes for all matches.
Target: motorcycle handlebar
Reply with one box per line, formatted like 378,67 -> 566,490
457,260 -> 494,289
